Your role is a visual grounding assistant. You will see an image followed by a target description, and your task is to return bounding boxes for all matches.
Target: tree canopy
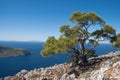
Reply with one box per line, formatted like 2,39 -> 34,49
41,11 -> 118,65
112,34 -> 120,50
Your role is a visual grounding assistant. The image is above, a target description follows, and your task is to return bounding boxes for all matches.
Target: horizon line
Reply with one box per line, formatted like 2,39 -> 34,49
0,40 -> 111,44
0,40 -> 44,42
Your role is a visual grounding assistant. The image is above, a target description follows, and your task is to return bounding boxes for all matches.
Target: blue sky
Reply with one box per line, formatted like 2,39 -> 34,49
0,0 -> 120,41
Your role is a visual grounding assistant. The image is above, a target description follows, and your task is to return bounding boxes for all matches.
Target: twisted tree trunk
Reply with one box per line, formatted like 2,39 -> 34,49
80,54 -> 88,66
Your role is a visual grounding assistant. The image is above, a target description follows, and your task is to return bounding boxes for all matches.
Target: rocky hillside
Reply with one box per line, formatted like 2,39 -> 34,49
1,51 -> 120,80
0,46 -> 31,58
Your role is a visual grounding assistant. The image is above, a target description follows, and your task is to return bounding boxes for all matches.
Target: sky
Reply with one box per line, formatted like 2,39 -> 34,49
0,0 -> 120,42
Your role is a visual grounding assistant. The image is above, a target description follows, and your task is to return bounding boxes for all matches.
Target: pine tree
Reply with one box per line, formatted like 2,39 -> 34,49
41,12 -> 116,66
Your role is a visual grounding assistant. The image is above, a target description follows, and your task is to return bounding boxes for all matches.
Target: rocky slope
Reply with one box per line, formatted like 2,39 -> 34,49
1,51 -> 120,80
0,46 -> 31,58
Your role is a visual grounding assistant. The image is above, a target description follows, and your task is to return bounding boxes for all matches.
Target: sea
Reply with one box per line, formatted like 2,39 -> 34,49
0,41 -> 118,77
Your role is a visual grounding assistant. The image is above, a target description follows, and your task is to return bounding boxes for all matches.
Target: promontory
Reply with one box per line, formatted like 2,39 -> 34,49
0,46 -> 31,58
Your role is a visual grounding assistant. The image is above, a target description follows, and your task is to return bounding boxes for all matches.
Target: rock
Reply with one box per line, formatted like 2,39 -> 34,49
60,73 -> 67,80
103,62 -> 120,80
70,73 -> 76,79
21,70 -> 28,74
2,51 -> 120,80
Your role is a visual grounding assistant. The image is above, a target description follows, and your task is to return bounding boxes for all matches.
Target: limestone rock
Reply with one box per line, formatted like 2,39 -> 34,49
2,51 -> 120,80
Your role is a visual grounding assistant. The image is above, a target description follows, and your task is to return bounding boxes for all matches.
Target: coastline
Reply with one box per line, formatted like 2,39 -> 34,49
0,46 -> 31,58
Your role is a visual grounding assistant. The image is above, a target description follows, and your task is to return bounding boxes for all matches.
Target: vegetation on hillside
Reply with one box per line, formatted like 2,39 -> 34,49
0,46 -> 31,58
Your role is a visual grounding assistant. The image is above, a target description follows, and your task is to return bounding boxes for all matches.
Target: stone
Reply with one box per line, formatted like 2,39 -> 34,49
2,51 -> 120,80
21,70 -> 28,74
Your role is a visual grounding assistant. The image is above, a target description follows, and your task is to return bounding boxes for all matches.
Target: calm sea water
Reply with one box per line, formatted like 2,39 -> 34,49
0,41 -> 117,77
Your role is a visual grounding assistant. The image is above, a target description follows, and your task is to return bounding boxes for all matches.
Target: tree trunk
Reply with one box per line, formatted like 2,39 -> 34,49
74,55 -> 79,66
81,41 -> 85,54
71,46 -> 88,67
80,55 -> 88,66
81,42 -> 88,66
71,48 -> 80,66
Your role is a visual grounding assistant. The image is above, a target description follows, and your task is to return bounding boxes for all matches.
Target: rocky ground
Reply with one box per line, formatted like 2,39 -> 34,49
1,51 -> 120,80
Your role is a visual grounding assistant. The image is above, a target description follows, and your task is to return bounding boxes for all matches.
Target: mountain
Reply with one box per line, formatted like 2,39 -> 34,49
1,51 -> 120,80
0,46 -> 31,58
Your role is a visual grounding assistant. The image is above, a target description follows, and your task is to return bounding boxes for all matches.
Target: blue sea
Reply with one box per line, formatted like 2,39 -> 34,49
0,41 -> 117,77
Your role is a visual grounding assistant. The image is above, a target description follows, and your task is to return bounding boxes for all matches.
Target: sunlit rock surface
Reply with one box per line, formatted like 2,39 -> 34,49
1,51 -> 120,80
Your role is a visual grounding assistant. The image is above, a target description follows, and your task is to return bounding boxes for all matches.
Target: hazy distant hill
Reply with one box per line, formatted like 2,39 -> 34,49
0,46 -> 31,58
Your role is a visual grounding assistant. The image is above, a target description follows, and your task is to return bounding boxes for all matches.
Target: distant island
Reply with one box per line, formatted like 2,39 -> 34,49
0,46 -> 31,58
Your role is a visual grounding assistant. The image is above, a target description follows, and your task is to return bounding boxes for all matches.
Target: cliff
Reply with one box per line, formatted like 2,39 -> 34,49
1,51 -> 120,80
0,46 -> 31,58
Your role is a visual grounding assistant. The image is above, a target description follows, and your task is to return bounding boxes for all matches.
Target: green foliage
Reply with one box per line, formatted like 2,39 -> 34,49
41,11 -> 117,63
112,34 -> 120,50
103,25 -> 116,40
84,49 -> 96,57
89,39 -> 99,46
103,25 -> 116,34
91,25 -> 116,41
69,12 -> 105,26
41,36 -> 58,56
41,36 -> 77,56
